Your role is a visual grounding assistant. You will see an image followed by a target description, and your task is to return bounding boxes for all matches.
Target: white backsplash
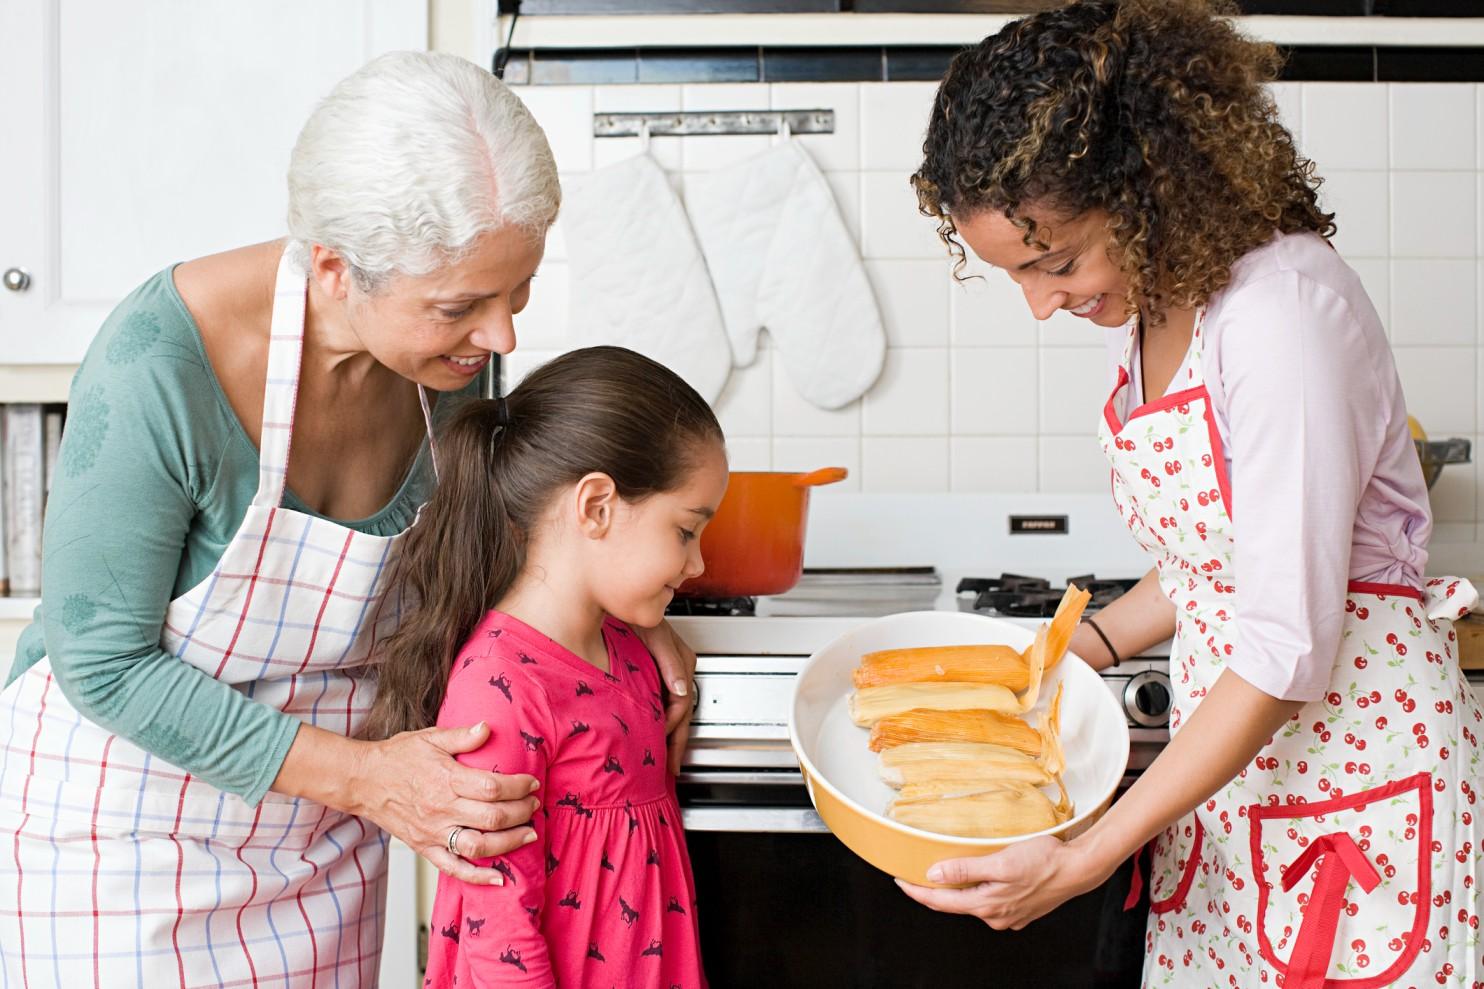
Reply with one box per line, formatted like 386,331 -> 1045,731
505,79 -> 1484,548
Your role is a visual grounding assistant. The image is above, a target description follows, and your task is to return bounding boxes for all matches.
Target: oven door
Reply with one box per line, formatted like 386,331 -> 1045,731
680,778 -> 1148,988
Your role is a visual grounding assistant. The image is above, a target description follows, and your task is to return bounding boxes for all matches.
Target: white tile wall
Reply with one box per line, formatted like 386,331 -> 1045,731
509,80 -> 1484,537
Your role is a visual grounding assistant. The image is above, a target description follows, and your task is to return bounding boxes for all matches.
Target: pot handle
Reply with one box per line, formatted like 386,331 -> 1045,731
792,467 -> 849,488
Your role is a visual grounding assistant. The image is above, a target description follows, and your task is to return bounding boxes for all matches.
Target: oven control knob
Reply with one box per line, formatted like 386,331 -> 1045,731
1124,670 -> 1171,728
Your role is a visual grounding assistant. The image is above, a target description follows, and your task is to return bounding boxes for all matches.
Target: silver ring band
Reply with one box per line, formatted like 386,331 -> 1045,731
446,825 -> 467,857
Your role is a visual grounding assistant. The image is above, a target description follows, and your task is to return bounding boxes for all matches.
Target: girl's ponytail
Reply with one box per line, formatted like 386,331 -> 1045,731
360,399 -> 524,740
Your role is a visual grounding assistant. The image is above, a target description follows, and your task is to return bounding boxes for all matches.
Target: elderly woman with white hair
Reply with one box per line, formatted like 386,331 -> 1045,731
0,51 -> 699,984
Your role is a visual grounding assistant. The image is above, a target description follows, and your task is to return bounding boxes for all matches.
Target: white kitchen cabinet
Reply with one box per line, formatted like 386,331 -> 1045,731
0,0 -> 429,365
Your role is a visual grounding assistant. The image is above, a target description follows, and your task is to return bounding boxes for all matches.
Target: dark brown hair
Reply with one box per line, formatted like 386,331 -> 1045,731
361,345 -> 724,739
912,0 -> 1334,322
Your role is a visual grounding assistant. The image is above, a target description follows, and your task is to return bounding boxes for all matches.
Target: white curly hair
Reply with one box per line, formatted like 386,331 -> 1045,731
287,50 -> 560,290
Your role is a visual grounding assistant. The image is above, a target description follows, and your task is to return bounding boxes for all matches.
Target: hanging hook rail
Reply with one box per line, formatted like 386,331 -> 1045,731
593,109 -> 834,138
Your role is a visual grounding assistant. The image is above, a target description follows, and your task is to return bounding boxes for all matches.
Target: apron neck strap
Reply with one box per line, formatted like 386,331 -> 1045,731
1118,306 -> 1209,392
253,242 -> 439,508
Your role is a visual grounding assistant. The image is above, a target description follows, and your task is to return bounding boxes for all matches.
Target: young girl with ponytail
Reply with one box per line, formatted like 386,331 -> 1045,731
362,345 -> 726,988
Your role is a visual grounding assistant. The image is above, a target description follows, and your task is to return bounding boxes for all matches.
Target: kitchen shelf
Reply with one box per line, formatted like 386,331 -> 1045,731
0,367 -> 76,405
0,598 -> 40,621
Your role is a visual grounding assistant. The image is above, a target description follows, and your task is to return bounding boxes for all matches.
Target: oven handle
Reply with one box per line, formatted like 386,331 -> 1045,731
680,806 -> 829,833
676,770 -> 804,786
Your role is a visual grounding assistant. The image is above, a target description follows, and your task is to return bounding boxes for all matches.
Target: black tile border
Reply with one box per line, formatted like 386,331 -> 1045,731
638,46 -> 761,82
763,46 -> 884,82
884,46 -> 966,80
1279,45 -> 1377,80
504,44 -> 1484,86
507,0 -> 1473,10
1377,46 -> 1484,82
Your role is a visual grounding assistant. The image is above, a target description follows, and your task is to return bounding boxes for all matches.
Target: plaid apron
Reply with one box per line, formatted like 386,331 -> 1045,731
0,244 -> 435,988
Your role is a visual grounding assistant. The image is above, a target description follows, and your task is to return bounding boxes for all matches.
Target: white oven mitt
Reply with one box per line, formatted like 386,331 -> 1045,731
685,139 -> 885,410
563,152 -> 732,403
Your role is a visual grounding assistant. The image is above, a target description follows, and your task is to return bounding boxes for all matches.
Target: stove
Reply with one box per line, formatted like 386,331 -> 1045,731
954,572 -> 1172,735
956,573 -> 1142,618
665,595 -> 757,617
673,565 -> 1171,808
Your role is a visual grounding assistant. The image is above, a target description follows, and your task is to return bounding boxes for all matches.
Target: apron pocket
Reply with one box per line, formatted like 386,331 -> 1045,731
1147,812 -> 1204,914
1248,772 -> 1433,989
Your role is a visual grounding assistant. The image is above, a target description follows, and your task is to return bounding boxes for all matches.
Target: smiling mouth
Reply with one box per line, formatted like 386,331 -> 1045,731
444,354 -> 488,366
1067,294 -> 1105,318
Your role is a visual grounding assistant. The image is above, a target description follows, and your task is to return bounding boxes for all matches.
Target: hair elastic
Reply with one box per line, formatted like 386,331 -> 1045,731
1083,616 -> 1121,668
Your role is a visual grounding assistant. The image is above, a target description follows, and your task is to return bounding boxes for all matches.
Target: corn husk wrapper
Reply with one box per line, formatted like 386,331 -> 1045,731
887,778 -> 1074,839
852,644 -> 1030,692
878,741 -> 1053,789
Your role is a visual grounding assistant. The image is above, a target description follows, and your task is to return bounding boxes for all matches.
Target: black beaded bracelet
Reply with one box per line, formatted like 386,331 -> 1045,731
1083,617 -> 1122,668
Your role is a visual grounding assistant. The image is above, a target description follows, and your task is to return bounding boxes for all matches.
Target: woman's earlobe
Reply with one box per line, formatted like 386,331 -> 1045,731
308,244 -> 352,301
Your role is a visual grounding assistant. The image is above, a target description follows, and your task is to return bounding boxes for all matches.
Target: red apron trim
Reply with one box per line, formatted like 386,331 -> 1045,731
1129,383 -> 1210,423
1199,390 -> 1234,519
89,732 -> 115,989
1103,366 -> 1130,436
1345,580 -> 1425,602
1279,832 -> 1381,989
1248,772 -> 1433,989
1123,842 -> 1147,911
1101,365 -> 1215,438
1150,815 -> 1204,914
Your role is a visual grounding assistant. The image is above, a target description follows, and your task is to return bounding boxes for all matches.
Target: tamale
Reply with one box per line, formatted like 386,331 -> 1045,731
852,644 -> 1030,692
848,682 -> 1019,726
878,741 -> 1052,789
887,781 -> 1071,839
867,707 -> 1042,755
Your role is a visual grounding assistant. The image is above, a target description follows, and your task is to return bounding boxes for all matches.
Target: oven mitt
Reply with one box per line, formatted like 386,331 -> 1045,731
685,139 -> 885,410
563,152 -> 732,403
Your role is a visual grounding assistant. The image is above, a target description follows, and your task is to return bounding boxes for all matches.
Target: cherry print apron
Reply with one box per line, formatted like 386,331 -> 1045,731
0,244 -> 433,987
1099,311 -> 1484,989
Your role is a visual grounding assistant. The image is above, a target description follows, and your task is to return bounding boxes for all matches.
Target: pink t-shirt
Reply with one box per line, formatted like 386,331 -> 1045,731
1107,231 -> 1432,700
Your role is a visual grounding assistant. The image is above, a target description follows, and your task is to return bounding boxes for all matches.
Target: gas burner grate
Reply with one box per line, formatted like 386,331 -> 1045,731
666,596 -> 757,617
955,573 -> 1138,618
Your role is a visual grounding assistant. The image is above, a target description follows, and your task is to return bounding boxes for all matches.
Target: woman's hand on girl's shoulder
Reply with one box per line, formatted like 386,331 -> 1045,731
347,722 -> 542,883
634,620 -> 699,775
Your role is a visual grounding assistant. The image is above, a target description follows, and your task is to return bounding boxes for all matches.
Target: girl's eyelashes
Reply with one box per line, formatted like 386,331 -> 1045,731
679,527 -> 697,543
1047,258 -> 1077,277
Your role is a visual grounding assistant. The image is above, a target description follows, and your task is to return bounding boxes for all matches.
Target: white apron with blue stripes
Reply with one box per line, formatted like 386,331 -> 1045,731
0,244 -> 435,988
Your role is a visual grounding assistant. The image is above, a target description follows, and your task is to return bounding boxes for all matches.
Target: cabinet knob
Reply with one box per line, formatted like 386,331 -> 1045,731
3,268 -> 31,293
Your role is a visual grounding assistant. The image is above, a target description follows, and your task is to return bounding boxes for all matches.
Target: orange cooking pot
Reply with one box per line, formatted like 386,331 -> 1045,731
677,467 -> 848,598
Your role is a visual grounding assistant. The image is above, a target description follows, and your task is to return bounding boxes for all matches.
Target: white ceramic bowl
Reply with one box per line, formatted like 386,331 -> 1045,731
789,610 -> 1130,886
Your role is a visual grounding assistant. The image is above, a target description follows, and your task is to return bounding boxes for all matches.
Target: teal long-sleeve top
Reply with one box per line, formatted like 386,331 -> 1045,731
7,265 -> 462,805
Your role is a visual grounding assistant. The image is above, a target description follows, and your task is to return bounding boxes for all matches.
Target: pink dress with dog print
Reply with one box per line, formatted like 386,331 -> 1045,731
424,611 -> 706,988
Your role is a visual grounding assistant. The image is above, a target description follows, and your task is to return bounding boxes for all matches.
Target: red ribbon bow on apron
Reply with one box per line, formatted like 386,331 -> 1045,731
1280,832 -> 1382,989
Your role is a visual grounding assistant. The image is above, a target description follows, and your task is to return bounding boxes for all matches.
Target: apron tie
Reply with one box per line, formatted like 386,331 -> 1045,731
1279,831 -> 1381,989
1123,841 -> 1147,911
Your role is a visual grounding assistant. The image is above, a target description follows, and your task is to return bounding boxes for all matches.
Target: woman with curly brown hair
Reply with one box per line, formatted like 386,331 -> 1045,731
898,1 -> 1483,985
